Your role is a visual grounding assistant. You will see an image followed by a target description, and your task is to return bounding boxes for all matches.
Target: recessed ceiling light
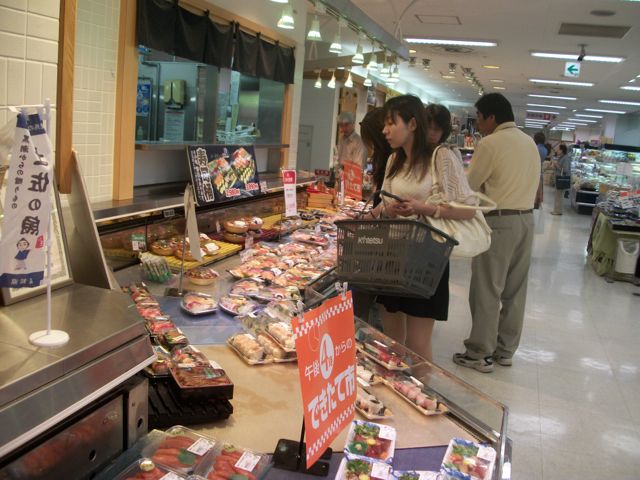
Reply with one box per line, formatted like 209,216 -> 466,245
531,52 -> 624,63
585,108 -> 626,114
409,49 -> 417,54
562,122 -> 590,126
568,118 -> 598,123
490,79 -> 504,83
598,99 -> 640,106
493,86 -> 506,90
590,9 -> 616,17
482,65 -> 500,69
528,94 -> 577,101
404,38 -> 498,47
441,74 -> 455,79
620,86 -> 640,91
575,114 -> 603,118
527,103 -> 567,109
529,78 -> 594,87
527,109 -> 561,114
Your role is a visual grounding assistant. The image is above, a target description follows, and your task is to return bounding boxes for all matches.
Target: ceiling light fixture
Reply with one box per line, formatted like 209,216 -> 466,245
598,99 -> 640,106
409,48 -> 417,54
352,35 -> 365,64
277,5 -> 294,29
568,118 -> 597,123
527,103 -> 567,109
366,41 -> 378,71
528,94 -> 577,101
584,108 -> 626,114
345,71 -> 354,88
329,19 -> 344,54
314,71 -> 322,89
327,70 -> 336,89
448,63 -> 457,75
529,78 -> 594,87
422,58 -> 431,70
490,79 -> 504,83
442,74 -> 455,80
307,15 -> 321,41
620,85 -> 640,91
380,52 -> 391,77
527,109 -> 561,114
405,38 -> 497,47
575,114 -> 603,118
530,52 -> 624,63
391,63 -> 400,79
270,0 -> 288,3
363,74 -> 372,87
482,65 -> 501,69
493,86 -> 506,90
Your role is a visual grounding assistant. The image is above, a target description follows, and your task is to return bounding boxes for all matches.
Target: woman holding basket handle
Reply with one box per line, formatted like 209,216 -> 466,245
366,95 -> 476,361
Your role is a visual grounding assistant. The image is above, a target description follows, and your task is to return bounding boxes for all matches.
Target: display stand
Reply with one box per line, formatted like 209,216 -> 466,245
165,185 -> 196,297
273,419 -> 332,476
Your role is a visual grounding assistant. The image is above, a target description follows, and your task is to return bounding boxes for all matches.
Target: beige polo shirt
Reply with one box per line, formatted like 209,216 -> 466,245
467,122 -> 541,210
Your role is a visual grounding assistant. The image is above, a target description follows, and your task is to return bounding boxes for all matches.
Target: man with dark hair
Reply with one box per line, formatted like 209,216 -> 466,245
453,93 -> 541,373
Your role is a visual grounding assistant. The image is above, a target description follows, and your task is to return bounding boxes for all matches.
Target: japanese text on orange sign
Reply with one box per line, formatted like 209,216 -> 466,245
292,292 -> 356,468
342,161 -> 362,201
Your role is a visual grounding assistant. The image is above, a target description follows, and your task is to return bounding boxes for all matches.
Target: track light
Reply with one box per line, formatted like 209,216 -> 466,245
314,71 -> 322,88
328,71 -> 336,88
391,63 -> 400,79
277,5 -> 294,30
307,15 -> 321,41
345,71 -> 354,88
448,63 -> 457,75
270,0 -> 288,3
329,18 -> 344,54
363,74 -> 372,87
408,57 -> 417,68
422,58 -> 430,70
366,46 -> 378,71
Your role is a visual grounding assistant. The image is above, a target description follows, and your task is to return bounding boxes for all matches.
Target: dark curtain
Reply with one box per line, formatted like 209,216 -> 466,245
256,35 -> 277,79
136,0 -> 177,54
204,21 -> 234,69
233,29 -> 259,78
174,6 -> 208,62
275,44 -> 295,84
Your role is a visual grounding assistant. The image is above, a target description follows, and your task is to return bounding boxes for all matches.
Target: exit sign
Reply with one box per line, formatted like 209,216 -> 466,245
564,62 -> 581,78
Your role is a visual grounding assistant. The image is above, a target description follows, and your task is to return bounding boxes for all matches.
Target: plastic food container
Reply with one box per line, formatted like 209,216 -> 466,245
344,420 -> 396,464
358,340 -> 410,371
265,321 -> 295,352
392,471 -> 440,480
201,442 -> 270,480
227,333 -> 269,365
440,438 -> 496,480
142,427 -> 216,476
219,295 -> 260,316
335,456 -> 392,480
113,457 -> 187,480
171,345 -> 210,368
355,387 -> 392,421
170,362 -> 234,399
181,293 -> 218,315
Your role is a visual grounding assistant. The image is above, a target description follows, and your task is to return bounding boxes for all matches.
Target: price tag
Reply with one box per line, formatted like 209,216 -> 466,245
377,424 -> 396,441
235,451 -> 261,472
260,180 -> 268,192
216,220 -> 221,233
160,473 -> 182,480
163,208 -> 176,218
209,360 -> 223,370
187,437 -> 214,456
370,462 -> 391,479
477,445 -> 497,462
419,472 -> 441,480
244,235 -> 254,250
315,223 -> 322,235
271,267 -> 283,276
131,233 -> 146,252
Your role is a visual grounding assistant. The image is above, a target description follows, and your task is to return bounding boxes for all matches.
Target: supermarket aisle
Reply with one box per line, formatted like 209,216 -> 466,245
436,188 -> 640,480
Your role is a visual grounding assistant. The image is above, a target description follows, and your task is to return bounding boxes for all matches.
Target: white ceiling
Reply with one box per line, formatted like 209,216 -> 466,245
307,0 -> 640,128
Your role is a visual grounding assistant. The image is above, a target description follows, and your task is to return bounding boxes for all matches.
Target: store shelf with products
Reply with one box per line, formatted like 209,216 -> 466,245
570,143 -> 640,214
91,188 -> 511,480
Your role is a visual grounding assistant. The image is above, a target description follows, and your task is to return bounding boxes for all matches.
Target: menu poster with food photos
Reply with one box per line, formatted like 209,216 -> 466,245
186,145 -> 261,206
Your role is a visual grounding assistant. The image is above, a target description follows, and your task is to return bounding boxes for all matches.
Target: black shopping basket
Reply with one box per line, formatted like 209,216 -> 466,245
334,218 -> 457,299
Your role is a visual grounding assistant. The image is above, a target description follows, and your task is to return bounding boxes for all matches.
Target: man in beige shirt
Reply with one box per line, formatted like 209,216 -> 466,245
454,93 -> 540,373
335,111 -> 367,170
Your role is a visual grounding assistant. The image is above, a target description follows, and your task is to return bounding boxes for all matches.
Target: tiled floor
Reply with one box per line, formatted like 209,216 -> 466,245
434,188 -> 640,480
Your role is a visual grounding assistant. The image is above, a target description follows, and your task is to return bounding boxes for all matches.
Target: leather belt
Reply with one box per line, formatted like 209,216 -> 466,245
485,209 -> 533,217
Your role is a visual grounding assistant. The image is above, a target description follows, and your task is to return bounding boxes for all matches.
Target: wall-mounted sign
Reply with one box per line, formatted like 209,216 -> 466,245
526,112 -> 558,121
282,169 -> 297,217
343,161 -> 362,201
186,145 -> 261,206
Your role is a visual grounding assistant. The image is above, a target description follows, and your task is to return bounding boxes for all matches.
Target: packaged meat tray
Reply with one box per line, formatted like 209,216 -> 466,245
171,345 -> 210,368
201,442 -> 270,480
265,321 -> 296,352
219,295 -> 260,316
170,362 -> 234,399
390,379 -> 447,416
357,340 -> 410,371
142,427 -> 216,476
113,458 -> 186,480
356,387 -> 392,420
335,456 -> 392,480
145,345 -> 172,377
146,316 -> 176,336
290,230 -> 329,247
344,421 -> 396,464
392,472 -> 440,480
181,293 -> 218,315
230,278 -> 264,297
256,332 -> 296,362
440,438 -> 496,480
254,285 -> 301,302
226,333 -> 269,365
263,299 -> 300,323
163,328 -> 190,349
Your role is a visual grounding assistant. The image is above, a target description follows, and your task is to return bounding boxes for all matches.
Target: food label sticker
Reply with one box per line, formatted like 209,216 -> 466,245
160,473 -> 182,480
315,223 -> 322,235
209,360 -> 223,370
244,235 -> 254,250
131,233 -> 146,252
377,424 -> 396,441
260,180 -> 268,192
271,267 -> 283,276
235,451 -> 261,472
187,437 -> 213,456
419,472 -> 440,480
477,445 -> 497,462
371,462 -> 391,478
215,220 -> 221,233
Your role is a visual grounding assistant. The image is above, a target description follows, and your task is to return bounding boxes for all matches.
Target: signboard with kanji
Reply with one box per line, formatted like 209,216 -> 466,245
186,145 -> 261,205
342,161 -> 362,201
292,292 -> 356,468
283,169 -> 297,217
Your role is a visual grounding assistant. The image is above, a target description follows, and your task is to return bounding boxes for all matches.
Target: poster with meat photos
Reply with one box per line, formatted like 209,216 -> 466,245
186,145 -> 262,205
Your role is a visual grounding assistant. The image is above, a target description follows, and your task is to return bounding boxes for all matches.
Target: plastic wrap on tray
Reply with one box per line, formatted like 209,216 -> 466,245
390,378 -> 447,415
170,362 -> 233,399
263,299 -> 300,323
392,472 -> 440,480
440,438 -> 496,480
357,340 -> 410,371
181,293 -> 218,315
146,316 -> 176,336
163,328 -> 190,348
265,321 -> 295,352
227,333 -> 267,365
229,278 -> 264,297
256,332 -> 295,362
145,345 -> 172,377
344,420 -> 396,464
113,458 -> 186,480
356,387 -> 392,420
335,456 -> 392,480
202,442 -> 270,480
142,427 -> 216,476
171,345 -> 210,368
219,295 -> 260,316
254,285 -> 301,302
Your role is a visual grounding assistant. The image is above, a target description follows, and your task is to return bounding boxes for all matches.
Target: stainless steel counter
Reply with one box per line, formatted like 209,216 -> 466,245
0,284 -> 155,458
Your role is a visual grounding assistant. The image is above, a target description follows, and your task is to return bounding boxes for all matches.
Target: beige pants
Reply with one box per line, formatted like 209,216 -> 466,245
465,213 -> 535,359
553,188 -> 566,214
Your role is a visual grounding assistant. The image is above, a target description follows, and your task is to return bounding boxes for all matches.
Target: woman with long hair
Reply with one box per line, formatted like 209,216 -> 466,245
360,108 -> 393,205
366,95 -> 476,361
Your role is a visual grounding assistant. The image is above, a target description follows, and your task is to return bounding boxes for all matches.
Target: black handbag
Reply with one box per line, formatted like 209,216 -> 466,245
555,175 -> 571,190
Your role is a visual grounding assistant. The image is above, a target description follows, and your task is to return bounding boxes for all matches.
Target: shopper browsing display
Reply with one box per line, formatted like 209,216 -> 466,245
359,108 -> 393,206
551,144 -> 572,215
367,95 -> 476,362
335,111 -> 367,170
455,93 -> 540,373
533,132 -> 547,209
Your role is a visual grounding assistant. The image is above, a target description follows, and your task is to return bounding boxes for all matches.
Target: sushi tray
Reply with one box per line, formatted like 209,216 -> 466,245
357,340 -> 410,371
355,387 -> 393,421
387,379 -> 447,416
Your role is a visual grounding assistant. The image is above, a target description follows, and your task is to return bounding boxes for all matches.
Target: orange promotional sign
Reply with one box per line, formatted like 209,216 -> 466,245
342,161 -> 362,201
292,292 -> 356,468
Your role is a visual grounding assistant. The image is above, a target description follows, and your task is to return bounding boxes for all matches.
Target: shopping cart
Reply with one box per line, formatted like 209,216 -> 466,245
334,191 -> 458,299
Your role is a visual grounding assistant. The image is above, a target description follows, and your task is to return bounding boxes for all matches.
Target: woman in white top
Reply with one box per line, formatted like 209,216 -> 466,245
367,96 -> 476,361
